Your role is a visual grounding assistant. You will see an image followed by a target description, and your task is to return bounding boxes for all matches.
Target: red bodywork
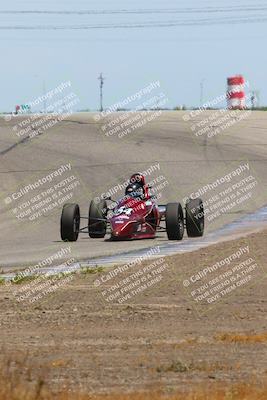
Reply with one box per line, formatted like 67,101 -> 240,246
109,196 -> 160,240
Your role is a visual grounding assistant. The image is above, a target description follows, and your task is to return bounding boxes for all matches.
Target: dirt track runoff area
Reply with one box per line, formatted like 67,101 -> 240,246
0,229 -> 267,396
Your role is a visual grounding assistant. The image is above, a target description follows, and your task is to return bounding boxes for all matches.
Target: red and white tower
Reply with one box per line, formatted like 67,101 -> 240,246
227,75 -> 246,109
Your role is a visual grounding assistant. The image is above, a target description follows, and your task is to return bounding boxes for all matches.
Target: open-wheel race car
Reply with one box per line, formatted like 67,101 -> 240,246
60,173 -> 204,242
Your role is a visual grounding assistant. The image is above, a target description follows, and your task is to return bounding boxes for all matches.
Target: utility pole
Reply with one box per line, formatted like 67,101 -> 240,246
200,79 -> 205,107
250,90 -> 260,109
43,80 -> 47,113
251,91 -> 255,109
98,73 -> 105,112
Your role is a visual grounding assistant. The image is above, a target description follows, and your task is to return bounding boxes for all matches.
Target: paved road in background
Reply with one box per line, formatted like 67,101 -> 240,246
0,111 -> 266,270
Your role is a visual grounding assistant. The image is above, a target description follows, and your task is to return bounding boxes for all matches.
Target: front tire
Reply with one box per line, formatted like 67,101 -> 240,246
166,203 -> 184,240
186,198 -> 204,237
60,203 -> 80,242
88,199 -> 107,238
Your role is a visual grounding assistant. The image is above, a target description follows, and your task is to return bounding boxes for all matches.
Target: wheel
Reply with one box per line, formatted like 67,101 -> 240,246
166,203 -> 184,240
60,203 -> 80,242
88,199 -> 107,238
186,198 -> 204,237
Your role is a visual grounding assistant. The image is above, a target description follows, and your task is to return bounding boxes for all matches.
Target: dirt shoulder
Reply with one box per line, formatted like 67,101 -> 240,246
0,230 -> 266,395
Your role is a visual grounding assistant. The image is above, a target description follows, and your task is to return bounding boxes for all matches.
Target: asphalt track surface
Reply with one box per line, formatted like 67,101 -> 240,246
0,111 -> 266,271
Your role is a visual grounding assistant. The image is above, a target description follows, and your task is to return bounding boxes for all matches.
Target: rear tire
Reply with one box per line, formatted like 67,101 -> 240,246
88,199 -> 107,238
60,203 -> 80,242
166,203 -> 184,240
186,198 -> 204,237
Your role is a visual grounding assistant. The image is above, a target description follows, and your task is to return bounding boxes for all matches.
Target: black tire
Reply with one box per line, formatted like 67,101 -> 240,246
60,203 -> 80,242
166,203 -> 184,240
88,199 -> 107,238
186,198 -> 204,237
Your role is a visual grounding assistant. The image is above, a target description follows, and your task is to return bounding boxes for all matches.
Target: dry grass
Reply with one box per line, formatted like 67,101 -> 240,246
0,384 -> 267,400
0,357 -> 267,400
156,359 -> 242,374
215,332 -> 267,343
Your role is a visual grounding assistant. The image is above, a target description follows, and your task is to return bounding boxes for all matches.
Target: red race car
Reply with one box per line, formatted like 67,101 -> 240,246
60,173 -> 204,242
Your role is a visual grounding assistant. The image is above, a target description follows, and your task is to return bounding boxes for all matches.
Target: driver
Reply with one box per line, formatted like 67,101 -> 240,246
125,182 -> 144,200
130,173 -> 145,186
129,173 -> 149,199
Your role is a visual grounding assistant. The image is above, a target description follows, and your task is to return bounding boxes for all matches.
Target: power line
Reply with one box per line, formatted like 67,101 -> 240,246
0,16 -> 266,30
1,6 -> 267,15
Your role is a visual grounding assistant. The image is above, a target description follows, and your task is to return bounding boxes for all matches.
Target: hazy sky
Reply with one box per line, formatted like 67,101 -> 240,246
0,0 -> 266,111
